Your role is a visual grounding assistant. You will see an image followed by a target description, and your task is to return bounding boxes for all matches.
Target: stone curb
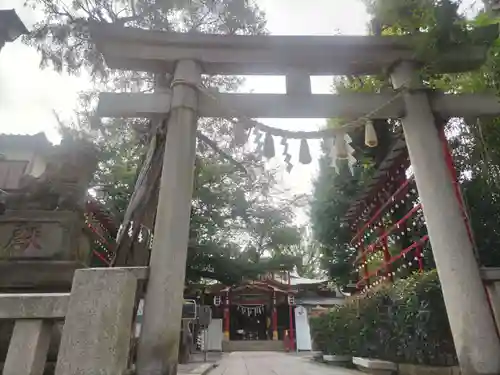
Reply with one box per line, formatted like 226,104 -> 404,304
125,360 -> 219,375
305,357 -> 362,373
179,362 -> 218,375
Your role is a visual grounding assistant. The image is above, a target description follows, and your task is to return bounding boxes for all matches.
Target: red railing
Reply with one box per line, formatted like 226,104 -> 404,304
356,235 -> 429,288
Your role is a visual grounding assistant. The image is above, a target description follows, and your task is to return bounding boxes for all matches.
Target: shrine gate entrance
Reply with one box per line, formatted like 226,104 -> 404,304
91,23 -> 500,375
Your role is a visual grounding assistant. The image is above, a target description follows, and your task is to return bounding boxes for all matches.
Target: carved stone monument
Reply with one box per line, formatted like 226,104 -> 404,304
0,136 -> 100,291
0,134 -> 111,371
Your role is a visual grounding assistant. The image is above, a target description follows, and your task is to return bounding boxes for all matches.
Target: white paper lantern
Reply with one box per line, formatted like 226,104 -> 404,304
213,295 -> 222,306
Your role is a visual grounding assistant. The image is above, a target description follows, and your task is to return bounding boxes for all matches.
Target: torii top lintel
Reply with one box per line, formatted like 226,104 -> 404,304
90,23 -> 489,76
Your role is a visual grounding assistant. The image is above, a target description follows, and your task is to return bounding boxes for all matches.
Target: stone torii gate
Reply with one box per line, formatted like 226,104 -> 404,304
91,24 -> 500,375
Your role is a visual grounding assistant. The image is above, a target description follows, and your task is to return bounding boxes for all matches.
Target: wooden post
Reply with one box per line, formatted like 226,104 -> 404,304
135,60 -> 201,375
390,60 -> 500,375
223,291 -> 230,341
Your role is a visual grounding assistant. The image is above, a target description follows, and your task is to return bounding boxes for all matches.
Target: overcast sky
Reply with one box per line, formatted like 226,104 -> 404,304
0,0 -> 482,203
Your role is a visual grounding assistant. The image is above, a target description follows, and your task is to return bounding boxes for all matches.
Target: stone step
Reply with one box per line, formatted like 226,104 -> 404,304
222,340 -> 285,352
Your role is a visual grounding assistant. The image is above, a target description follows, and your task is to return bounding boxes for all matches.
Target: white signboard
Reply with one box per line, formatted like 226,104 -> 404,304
294,305 -> 312,351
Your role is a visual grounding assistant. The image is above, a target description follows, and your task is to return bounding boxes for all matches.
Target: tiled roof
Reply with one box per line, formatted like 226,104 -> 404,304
295,297 -> 345,306
0,132 -> 53,153
0,10 -> 28,40
290,276 -> 328,286
341,129 -> 408,224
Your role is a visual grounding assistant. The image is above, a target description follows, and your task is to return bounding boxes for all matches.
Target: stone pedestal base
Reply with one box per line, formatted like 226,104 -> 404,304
55,268 -> 137,375
0,261 -> 82,292
353,357 -> 397,375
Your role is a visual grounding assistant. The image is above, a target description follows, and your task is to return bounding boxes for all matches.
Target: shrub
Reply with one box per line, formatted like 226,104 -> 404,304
309,270 -> 457,366
310,312 -> 329,352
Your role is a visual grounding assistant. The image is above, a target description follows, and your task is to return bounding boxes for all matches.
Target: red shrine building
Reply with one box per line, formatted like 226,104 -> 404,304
187,271 -> 344,351
343,126 -> 468,294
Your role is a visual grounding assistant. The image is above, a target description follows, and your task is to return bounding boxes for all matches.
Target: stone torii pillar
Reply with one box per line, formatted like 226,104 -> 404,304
390,61 -> 500,375
135,59 -> 201,375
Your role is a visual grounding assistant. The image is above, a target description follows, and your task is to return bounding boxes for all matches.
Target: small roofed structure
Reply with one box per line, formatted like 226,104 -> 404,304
185,269 -> 342,351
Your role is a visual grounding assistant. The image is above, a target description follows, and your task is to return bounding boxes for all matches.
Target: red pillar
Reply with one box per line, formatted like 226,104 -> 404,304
223,291 -> 230,341
272,291 -> 278,340
438,127 -> 474,247
361,244 -> 369,285
382,229 -> 393,282
416,245 -> 424,272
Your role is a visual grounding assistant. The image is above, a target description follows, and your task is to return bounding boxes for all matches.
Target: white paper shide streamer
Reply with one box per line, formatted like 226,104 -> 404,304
329,134 -> 357,175
237,304 -> 264,316
228,109 -> 382,175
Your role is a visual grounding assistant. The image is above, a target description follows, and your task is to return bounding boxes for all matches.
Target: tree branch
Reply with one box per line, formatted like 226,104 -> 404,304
115,1 -> 165,26
196,131 -> 248,174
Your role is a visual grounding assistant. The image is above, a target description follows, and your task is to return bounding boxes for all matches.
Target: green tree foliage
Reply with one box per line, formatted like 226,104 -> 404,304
311,0 -> 500,285
187,139 -> 305,284
311,149 -> 358,286
365,0 -> 496,66
26,0 -> 304,284
26,0 -> 266,78
311,78 -> 397,286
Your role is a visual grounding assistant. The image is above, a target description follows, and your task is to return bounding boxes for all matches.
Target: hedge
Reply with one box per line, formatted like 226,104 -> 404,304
310,270 -> 457,366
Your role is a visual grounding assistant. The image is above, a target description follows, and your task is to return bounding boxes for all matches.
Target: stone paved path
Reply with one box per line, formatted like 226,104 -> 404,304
209,352 -> 362,375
